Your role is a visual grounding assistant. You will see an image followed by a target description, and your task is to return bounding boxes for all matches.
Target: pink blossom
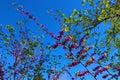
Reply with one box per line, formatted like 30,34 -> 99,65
70,43 -> 78,49
62,37 -> 71,45
87,46 -> 93,50
52,42 -> 60,48
93,66 -> 100,71
80,35 -> 86,43
94,71 -> 99,77
85,57 -> 94,66
63,46 -> 67,49
59,30 -> 64,36
57,35 -> 62,39
65,53 -> 73,58
76,70 -> 89,76
21,10 -> 30,15
102,74 -> 109,78
32,17 -> 37,21
98,53 -> 107,62
69,60 -> 79,67
78,49 -> 86,55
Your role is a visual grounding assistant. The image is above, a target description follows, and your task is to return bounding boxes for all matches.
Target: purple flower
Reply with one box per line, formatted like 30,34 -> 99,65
76,70 -> 89,76
63,46 -> 67,49
52,42 -> 60,48
69,43 -> 77,51
32,17 -> 37,21
102,74 -> 109,78
65,52 -> 73,58
102,67 -> 107,71
87,46 -> 93,50
78,49 -> 85,55
80,35 -> 86,43
69,60 -> 79,67
93,66 -> 100,71
59,30 -> 64,36
94,71 -> 99,77
21,10 -> 30,15
62,37 -> 71,45
98,53 -> 107,62
85,57 -> 94,66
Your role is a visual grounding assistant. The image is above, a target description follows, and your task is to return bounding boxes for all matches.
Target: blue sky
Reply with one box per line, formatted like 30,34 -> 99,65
0,0 -> 118,80
0,0 -> 83,43
0,0 -> 82,27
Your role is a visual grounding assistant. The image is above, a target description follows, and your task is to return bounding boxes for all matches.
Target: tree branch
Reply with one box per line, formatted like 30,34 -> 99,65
84,14 -> 120,31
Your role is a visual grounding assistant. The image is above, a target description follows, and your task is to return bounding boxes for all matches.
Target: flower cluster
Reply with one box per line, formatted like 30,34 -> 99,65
19,9 -> 63,41
85,57 -> 94,66
79,35 -> 86,43
77,49 -> 86,55
21,9 -> 37,21
76,70 -> 89,76
59,30 -> 64,36
106,63 -> 112,69
57,30 -> 64,39
52,42 -> 60,48
94,63 -> 112,77
69,60 -> 80,67
62,36 -> 72,45
65,52 -> 73,59
69,43 -> 78,51
77,46 -> 93,56
84,46 -> 93,51
93,66 -> 100,71
98,53 -> 107,63
102,74 -> 109,78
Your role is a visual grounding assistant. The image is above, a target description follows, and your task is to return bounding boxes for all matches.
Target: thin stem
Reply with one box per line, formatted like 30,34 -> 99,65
0,66 -> 4,80
79,61 -> 97,80
13,56 -> 17,80
86,51 -> 117,80
84,13 -> 120,32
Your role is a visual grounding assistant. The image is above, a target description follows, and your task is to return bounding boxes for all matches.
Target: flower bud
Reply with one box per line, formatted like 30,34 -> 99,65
102,74 -> 109,78
69,60 -> 79,67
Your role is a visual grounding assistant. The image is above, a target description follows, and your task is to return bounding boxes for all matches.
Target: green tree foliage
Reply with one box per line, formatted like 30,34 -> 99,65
0,19 -> 48,80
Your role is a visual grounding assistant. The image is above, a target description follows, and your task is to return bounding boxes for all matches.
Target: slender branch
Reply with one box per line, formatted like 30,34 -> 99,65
0,66 -> 4,80
79,61 -> 98,80
84,14 -> 120,31
86,51 -> 118,80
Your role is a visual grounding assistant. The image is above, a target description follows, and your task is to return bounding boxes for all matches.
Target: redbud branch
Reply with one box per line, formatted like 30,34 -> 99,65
79,61 -> 98,80
86,52 -> 117,80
